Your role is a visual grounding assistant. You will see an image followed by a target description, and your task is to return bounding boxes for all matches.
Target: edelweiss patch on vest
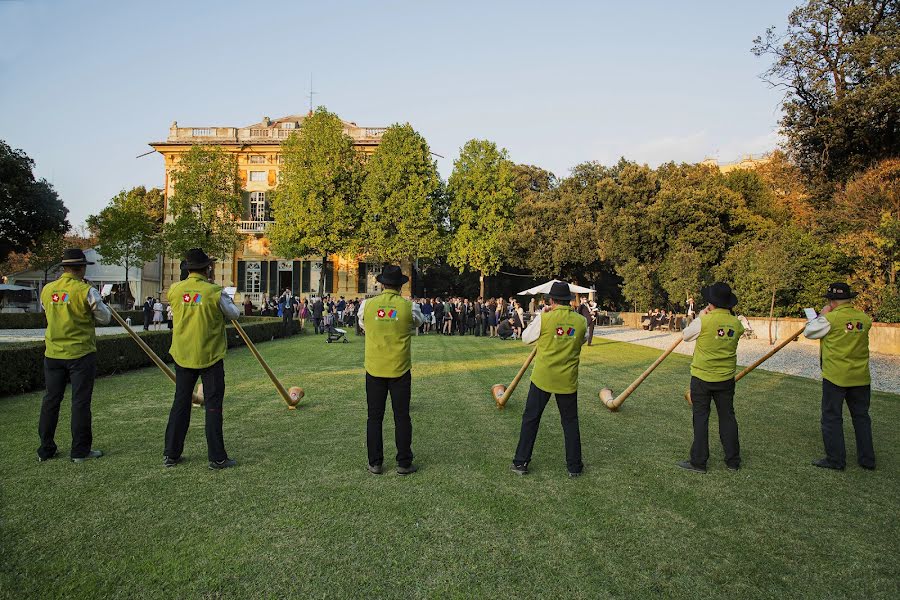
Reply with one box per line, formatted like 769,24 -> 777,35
376,308 -> 398,320
182,292 -> 202,305
716,328 -> 735,338
844,321 -> 863,331
50,292 -> 69,304
554,326 -> 576,337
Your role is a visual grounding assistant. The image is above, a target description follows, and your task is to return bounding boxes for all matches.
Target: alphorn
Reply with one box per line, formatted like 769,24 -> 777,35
492,347 -> 538,409
684,325 -> 807,404
107,306 -> 204,406
230,319 -> 303,409
600,337 -> 683,411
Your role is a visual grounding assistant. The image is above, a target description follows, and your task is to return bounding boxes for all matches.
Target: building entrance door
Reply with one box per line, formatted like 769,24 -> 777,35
277,261 -> 292,295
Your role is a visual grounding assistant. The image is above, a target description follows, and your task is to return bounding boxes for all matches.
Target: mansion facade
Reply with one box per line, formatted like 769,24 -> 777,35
150,113 -> 408,305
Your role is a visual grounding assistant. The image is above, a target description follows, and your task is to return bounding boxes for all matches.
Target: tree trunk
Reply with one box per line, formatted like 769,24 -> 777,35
480,272 -> 485,299
124,256 -> 129,310
768,287 -> 776,346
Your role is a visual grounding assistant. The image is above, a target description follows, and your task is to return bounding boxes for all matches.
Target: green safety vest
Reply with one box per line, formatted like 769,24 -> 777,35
168,274 -> 226,369
41,273 -> 96,360
821,304 -> 871,387
530,306 -> 587,394
364,290 -> 414,378
690,308 -> 744,382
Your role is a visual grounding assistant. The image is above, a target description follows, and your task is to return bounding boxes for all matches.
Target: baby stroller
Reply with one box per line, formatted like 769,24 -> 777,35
326,322 -> 349,343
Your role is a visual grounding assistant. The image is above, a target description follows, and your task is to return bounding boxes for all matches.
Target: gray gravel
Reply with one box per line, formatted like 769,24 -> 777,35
592,327 -> 900,395
0,326 -> 153,343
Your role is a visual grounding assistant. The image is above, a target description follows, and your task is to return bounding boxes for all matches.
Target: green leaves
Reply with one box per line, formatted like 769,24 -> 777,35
268,108 -> 362,265
87,186 -> 164,275
359,124 -> 446,263
165,145 -> 243,261
447,139 -> 519,277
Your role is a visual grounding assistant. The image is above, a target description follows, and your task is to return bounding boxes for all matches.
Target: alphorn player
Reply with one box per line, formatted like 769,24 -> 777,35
38,248 -> 111,463
677,282 -> 743,474
358,265 -> 426,475
511,281 -> 588,477
163,248 -> 241,470
803,283 -> 875,471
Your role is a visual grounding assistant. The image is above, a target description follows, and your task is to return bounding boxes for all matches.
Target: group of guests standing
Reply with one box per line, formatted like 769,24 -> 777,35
140,296 -> 172,331
244,291 -> 362,335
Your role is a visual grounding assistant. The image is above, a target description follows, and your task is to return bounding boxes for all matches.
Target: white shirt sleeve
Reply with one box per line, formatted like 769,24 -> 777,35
521,312 -> 542,345
358,299 -> 367,331
803,315 -> 831,340
682,315 -> 702,342
218,293 -> 241,321
87,287 -> 111,325
411,302 -> 426,328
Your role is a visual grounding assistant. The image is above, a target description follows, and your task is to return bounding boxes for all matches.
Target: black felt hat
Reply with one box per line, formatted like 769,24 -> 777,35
701,282 -> 738,309
824,282 -> 857,300
548,281 -> 574,301
60,248 -> 94,266
183,248 -> 216,270
376,265 -> 409,287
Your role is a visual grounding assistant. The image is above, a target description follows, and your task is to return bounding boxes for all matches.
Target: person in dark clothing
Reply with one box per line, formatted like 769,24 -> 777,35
577,300 -> 595,346
312,297 -> 325,334
459,301 -> 470,336
433,299 -> 444,329
142,297 -> 153,331
497,318 -> 514,339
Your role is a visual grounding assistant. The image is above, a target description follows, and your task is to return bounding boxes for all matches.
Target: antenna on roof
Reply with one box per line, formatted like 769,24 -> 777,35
307,74 -> 317,113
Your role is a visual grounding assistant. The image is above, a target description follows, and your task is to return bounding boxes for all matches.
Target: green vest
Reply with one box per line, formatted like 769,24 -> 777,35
364,290 -> 414,378
530,306 -> 587,394
41,273 -> 96,360
690,309 -> 744,382
168,274 -> 226,369
821,304 -> 871,387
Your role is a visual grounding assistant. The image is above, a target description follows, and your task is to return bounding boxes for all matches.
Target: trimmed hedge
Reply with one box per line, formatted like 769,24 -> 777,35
0,311 -> 144,330
0,317 -> 299,397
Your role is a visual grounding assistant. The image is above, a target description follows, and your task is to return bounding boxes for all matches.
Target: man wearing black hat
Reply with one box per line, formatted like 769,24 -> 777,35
357,265 -> 426,475
511,281 -> 588,477
677,282 -> 744,473
803,283 -> 875,471
163,248 -> 241,470
38,248 -> 111,463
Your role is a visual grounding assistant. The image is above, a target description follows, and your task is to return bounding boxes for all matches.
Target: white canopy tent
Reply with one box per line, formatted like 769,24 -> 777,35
517,279 -> 594,296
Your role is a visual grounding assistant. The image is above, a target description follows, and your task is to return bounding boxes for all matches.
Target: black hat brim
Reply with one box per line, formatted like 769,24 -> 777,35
548,292 -> 574,301
824,291 -> 857,300
60,259 -> 94,266
184,258 -> 216,270
376,273 -> 409,286
701,286 -> 738,309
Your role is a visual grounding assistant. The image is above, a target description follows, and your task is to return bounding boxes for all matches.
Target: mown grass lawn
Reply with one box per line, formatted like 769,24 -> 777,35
1,331 -> 897,599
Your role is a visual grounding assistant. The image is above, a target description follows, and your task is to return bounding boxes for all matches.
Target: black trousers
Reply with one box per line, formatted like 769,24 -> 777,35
514,382 -> 583,473
38,353 -> 97,459
164,360 -> 227,462
821,378 -> 875,469
689,376 -> 740,468
282,312 -> 292,335
143,312 -> 151,331
365,370 -> 413,468
313,316 -> 323,334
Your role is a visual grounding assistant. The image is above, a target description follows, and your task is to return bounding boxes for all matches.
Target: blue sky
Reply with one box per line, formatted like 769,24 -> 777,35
0,0 -> 793,226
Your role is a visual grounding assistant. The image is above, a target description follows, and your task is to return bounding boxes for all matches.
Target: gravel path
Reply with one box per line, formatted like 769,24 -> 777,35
0,326 -> 148,343
592,327 -> 900,395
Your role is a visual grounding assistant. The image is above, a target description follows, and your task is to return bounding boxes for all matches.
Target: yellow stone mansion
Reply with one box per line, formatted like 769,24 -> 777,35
150,113 -> 405,305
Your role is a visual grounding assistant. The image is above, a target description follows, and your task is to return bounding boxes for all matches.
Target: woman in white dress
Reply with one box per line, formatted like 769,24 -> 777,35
152,299 -> 164,330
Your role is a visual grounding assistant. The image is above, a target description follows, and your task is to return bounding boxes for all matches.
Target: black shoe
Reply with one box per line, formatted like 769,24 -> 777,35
726,464 -> 740,472
38,450 -> 59,463
568,470 -> 583,478
859,463 -> 876,471
71,449 -> 103,463
367,463 -> 383,475
208,458 -> 237,470
677,460 -> 706,474
812,458 -> 844,471
510,463 -> 528,476
163,456 -> 183,468
396,464 -> 418,476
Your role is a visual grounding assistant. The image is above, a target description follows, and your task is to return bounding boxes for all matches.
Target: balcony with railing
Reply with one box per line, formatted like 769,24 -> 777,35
238,220 -> 273,234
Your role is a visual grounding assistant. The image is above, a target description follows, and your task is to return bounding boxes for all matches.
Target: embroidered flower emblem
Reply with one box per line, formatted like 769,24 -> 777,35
556,327 -> 565,336
377,309 -> 386,318
51,294 -> 60,303
183,294 -> 191,303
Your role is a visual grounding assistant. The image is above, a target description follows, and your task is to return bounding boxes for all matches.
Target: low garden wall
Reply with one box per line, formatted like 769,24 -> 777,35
0,317 -> 299,397
0,311 -> 144,329
616,312 -> 900,356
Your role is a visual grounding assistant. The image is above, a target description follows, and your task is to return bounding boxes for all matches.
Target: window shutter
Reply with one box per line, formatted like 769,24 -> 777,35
237,261 -> 246,292
325,260 -> 334,294
259,260 -> 268,294
357,262 -> 367,294
292,261 -> 301,295
268,261 -> 278,296
241,192 -> 251,220
301,261 -> 311,293
267,170 -> 276,186
239,170 -> 247,186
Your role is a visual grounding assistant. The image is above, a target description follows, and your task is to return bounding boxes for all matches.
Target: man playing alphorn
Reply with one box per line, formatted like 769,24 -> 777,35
803,283 -> 875,471
358,265 -> 426,475
38,248 -> 111,463
678,282 -> 743,474
163,248 -> 241,470
511,281 -> 587,477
